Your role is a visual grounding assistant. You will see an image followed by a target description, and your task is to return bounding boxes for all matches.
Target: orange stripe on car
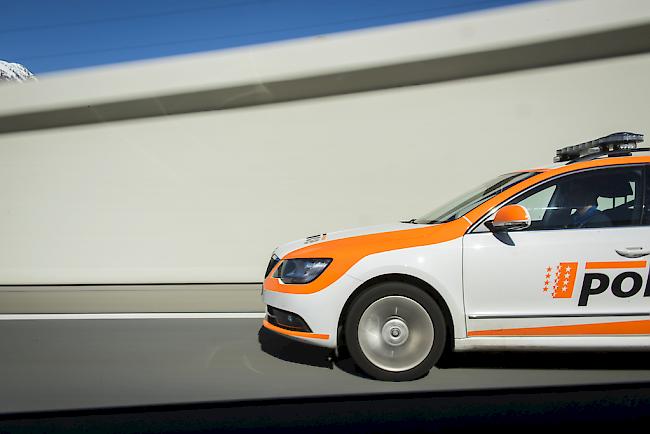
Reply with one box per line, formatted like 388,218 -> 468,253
262,319 -> 330,340
468,319 -> 650,336
585,261 -> 647,269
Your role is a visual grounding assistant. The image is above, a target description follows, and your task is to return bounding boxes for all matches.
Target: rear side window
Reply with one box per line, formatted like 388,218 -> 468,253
511,165 -> 644,231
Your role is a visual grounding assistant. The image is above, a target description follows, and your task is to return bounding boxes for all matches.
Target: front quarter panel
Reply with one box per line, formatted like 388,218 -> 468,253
263,219 -> 469,347
345,237 -> 466,338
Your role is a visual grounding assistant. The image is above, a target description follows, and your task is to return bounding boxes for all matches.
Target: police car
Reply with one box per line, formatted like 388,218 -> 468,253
262,132 -> 650,381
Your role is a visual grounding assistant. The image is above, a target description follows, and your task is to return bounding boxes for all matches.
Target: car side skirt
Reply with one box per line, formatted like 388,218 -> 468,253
454,335 -> 650,352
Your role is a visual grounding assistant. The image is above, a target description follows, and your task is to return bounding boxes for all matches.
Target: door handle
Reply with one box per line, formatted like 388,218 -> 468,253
615,247 -> 650,258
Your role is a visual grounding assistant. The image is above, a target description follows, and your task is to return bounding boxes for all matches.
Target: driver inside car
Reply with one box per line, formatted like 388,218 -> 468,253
567,182 -> 612,228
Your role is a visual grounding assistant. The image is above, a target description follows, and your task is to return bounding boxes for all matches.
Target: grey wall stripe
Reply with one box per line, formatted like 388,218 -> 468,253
1,24 -> 649,134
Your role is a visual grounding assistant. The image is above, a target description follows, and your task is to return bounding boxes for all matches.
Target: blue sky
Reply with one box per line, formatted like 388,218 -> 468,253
2,0 -> 538,74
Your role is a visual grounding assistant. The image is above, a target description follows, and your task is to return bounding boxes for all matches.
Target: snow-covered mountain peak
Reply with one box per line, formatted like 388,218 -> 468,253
0,60 -> 36,83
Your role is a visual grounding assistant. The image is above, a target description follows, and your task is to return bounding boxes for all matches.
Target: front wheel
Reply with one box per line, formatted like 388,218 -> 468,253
344,281 -> 447,381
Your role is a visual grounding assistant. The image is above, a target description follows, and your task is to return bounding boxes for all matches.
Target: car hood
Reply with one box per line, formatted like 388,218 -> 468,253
273,222 -> 427,259
265,218 -> 470,293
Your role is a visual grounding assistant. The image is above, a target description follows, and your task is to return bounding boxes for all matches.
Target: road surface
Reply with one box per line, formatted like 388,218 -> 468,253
2,317 -> 650,414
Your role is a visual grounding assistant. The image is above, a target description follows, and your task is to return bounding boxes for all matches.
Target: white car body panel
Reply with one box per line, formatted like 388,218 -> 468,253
464,226 -> 650,333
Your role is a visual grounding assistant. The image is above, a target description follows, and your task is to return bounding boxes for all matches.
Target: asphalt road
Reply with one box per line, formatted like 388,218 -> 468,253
3,318 -> 650,414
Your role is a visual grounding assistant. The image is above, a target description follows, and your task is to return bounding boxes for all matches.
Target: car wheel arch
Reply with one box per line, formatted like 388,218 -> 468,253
336,273 -> 455,353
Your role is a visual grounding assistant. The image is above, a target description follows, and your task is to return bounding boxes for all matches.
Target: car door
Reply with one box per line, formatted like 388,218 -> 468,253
463,164 -> 650,337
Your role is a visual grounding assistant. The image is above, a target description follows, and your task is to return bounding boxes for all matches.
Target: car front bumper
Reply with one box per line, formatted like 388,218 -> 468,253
261,274 -> 361,349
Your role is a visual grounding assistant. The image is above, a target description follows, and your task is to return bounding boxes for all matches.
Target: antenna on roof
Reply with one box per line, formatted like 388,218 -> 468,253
554,132 -> 644,163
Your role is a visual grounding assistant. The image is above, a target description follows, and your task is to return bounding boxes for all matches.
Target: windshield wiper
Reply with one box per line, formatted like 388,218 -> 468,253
401,218 -> 419,224
426,216 -> 457,224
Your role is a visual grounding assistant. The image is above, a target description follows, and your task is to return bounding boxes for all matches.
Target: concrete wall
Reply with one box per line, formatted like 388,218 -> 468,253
1,52 -> 648,287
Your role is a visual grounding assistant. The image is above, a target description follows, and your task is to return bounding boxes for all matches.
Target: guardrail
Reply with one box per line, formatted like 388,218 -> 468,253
0,283 -> 264,314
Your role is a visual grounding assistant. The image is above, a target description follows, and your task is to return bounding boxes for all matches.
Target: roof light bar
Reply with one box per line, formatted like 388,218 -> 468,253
554,132 -> 644,163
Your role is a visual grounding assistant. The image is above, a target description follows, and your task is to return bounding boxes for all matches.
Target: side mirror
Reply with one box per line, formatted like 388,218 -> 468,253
491,204 -> 531,232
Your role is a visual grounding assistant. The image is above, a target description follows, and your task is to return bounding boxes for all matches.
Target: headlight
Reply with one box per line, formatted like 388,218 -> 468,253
273,258 -> 332,284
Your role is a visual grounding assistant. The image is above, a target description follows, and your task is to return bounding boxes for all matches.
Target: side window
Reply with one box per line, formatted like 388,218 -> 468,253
511,166 -> 644,231
645,165 -> 650,225
517,185 -> 556,224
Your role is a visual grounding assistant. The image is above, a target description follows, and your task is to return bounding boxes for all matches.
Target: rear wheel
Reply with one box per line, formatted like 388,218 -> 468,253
344,281 -> 447,381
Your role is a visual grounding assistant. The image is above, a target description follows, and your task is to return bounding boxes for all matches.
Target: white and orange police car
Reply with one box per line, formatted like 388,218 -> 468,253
262,132 -> 650,381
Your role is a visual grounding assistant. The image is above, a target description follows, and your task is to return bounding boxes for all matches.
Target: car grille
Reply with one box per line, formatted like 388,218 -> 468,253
266,306 -> 312,332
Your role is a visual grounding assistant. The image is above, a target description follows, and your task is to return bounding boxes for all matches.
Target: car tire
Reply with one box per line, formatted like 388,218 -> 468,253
344,281 -> 447,381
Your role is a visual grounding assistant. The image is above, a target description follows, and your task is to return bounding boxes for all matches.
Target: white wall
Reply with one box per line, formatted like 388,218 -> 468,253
1,53 -> 648,284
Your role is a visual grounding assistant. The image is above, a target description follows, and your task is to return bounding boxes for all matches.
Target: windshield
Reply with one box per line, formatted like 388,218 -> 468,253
415,172 -> 539,224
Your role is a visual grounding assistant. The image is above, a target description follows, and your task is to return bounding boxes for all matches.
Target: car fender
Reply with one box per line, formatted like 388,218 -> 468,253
344,237 -> 466,338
